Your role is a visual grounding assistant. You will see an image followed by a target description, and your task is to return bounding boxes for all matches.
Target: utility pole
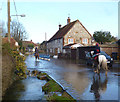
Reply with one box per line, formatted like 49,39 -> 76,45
45,32 -> 47,41
8,0 -> 10,42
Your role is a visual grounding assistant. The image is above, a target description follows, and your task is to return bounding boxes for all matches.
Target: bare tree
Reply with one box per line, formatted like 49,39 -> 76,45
10,20 -> 28,42
0,20 -> 7,37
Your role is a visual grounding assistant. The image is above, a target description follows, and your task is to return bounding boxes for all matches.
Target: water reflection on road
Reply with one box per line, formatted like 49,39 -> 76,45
25,55 -> 119,100
3,77 -> 46,101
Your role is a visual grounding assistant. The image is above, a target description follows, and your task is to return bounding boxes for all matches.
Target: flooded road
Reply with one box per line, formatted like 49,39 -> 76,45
25,55 -> 120,101
3,77 -> 46,101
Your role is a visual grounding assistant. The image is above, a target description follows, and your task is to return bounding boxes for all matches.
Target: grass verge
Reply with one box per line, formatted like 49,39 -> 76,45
38,72 -> 76,101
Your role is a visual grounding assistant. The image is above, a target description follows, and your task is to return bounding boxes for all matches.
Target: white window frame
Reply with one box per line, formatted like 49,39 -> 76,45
68,38 -> 74,44
50,49 -> 52,53
82,38 -> 88,44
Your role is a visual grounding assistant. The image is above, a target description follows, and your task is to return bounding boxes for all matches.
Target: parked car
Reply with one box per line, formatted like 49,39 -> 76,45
85,51 -> 113,67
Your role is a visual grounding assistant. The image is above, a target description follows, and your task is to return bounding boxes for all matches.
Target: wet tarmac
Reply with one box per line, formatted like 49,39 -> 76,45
25,55 -> 120,101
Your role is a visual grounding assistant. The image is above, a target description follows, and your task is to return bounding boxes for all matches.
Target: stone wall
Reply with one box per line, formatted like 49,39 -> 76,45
47,38 -> 63,55
64,21 -> 92,46
47,20 -> 92,56
100,44 -> 119,57
2,47 -> 17,97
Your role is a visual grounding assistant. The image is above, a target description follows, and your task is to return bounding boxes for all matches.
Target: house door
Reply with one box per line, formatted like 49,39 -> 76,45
54,48 -> 58,55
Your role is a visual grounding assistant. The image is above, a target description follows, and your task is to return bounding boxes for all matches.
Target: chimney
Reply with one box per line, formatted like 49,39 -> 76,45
59,24 -> 62,30
67,17 -> 70,24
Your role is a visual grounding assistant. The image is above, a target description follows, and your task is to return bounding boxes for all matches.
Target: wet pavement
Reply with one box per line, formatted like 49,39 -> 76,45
25,55 -> 120,101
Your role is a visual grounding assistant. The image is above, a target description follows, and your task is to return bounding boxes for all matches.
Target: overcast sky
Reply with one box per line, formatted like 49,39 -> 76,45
0,0 -> 119,43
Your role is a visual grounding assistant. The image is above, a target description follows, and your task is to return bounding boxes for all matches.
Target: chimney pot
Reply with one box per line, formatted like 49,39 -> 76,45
67,17 -> 71,24
59,24 -> 62,29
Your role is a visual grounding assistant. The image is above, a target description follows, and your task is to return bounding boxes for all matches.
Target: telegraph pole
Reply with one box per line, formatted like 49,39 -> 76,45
8,0 -> 10,42
45,32 -> 47,41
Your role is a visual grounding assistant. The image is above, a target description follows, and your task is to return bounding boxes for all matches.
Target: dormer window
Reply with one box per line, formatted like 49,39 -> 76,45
68,38 -> 74,44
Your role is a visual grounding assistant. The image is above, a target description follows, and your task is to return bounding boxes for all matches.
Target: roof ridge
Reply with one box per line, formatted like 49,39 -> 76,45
48,20 -> 78,42
62,20 -> 77,28
77,20 -> 92,37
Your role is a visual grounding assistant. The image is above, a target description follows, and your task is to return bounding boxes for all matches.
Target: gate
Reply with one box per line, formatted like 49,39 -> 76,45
71,49 -> 76,59
77,46 -> 99,59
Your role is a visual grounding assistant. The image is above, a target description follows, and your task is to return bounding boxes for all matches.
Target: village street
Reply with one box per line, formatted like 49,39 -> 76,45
25,54 -> 120,101
2,54 -> 120,101
1,1 -> 119,102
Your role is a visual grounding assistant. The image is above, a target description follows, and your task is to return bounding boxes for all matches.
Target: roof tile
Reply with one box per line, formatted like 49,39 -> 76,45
48,20 -> 91,42
48,20 -> 77,42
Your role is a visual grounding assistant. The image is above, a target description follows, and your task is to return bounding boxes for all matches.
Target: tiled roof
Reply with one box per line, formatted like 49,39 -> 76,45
48,20 -> 77,42
41,41 -> 47,45
22,41 -> 38,46
48,20 -> 92,42
2,37 -> 16,45
63,43 -> 84,49
63,43 -> 76,49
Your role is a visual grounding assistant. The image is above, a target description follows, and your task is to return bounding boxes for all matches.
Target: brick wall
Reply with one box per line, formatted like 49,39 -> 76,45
100,44 -> 119,57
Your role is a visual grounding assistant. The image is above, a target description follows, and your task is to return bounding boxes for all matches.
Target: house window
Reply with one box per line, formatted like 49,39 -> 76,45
82,38 -> 88,44
58,48 -> 60,53
50,49 -> 52,53
55,40 -> 57,43
68,38 -> 74,44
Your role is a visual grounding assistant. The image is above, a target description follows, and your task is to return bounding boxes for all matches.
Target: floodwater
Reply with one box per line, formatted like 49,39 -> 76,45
2,77 -> 46,101
25,55 -> 120,101
3,54 -> 120,101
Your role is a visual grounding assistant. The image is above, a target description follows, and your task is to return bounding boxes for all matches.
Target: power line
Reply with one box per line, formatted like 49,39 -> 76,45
12,0 -> 19,22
